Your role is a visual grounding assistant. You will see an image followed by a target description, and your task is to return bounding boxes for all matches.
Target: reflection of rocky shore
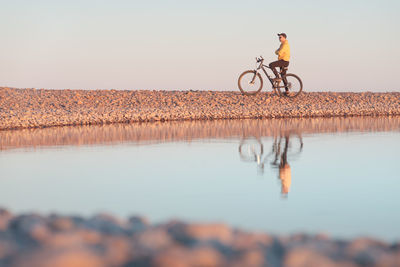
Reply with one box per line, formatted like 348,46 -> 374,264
1,116 -> 399,150
1,87 -> 400,130
0,209 -> 398,267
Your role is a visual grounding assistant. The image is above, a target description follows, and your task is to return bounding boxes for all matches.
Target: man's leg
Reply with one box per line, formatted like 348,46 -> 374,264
280,63 -> 289,77
269,60 -> 288,78
280,61 -> 290,91
269,60 -> 282,78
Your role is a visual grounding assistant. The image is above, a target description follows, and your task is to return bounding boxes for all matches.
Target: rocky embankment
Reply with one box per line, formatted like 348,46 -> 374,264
0,209 -> 399,267
1,87 -> 399,130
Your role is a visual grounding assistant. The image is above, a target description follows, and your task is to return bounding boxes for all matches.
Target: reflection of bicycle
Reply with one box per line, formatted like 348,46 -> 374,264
238,138 -> 270,174
238,133 -> 303,174
239,134 -> 303,169
238,56 -> 303,98
239,133 -> 304,196
269,135 -> 303,168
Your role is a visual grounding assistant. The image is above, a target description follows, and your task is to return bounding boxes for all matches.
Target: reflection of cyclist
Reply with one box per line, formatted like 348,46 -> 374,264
279,164 -> 291,194
269,33 -> 290,85
278,136 -> 291,196
238,132 -> 302,197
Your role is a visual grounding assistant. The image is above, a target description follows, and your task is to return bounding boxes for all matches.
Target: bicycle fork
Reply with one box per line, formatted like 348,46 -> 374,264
249,70 -> 259,84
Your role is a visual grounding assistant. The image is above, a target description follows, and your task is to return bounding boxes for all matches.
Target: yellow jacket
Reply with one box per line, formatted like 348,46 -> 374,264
275,40 -> 290,61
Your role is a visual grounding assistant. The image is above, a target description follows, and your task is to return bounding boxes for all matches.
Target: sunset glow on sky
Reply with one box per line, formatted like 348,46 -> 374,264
1,0 -> 399,91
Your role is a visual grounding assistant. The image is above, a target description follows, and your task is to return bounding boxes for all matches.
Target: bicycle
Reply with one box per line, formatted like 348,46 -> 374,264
238,56 -> 303,98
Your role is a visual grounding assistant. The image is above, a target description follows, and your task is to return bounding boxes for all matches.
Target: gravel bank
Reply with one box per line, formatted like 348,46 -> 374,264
1,87 -> 399,130
0,209 -> 399,267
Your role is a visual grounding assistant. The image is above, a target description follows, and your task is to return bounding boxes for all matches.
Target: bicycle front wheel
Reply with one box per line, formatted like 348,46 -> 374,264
238,70 -> 263,96
238,138 -> 264,162
278,73 -> 303,98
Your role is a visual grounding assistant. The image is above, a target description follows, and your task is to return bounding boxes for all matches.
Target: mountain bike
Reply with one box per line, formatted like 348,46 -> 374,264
238,56 -> 303,98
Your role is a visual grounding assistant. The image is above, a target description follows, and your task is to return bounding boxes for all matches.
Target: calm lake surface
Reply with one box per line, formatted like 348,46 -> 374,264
1,117 -> 399,241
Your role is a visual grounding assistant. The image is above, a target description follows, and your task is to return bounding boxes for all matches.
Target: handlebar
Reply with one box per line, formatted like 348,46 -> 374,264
256,56 -> 264,63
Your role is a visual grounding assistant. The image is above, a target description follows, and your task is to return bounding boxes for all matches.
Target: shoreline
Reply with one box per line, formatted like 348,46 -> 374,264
1,87 -> 400,130
0,209 -> 398,267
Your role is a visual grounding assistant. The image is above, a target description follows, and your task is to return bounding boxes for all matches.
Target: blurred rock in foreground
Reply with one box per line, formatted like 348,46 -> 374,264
0,209 -> 399,267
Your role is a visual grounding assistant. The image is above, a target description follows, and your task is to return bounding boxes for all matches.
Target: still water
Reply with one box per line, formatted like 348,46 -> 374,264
0,117 -> 399,241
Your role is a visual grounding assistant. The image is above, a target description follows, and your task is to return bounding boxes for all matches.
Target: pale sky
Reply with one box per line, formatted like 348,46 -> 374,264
1,0 -> 399,91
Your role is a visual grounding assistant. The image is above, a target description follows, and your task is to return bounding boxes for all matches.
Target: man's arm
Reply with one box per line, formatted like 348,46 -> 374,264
278,49 -> 286,59
277,43 -> 288,59
275,44 -> 282,55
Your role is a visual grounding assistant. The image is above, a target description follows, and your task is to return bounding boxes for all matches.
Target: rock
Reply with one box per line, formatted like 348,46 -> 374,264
168,222 -> 232,245
283,248 -> 355,267
84,213 -> 127,234
49,217 -> 75,231
103,236 -> 131,266
135,228 -> 173,252
13,249 -> 104,267
9,214 -> 50,242
0,208 -> 12,231
232,231 -> 273,250
229,249 -> 266,267
128,216 -> 149,233
151,246 -> 224,267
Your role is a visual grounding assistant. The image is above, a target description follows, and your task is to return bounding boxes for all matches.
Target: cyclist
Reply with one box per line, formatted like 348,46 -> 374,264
269,33 -> 290,86
278,135 -> 291,197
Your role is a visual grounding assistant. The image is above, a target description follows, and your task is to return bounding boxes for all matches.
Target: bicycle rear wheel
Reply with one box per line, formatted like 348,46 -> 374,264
238,70 -> 263,96
277,73 -> 303,98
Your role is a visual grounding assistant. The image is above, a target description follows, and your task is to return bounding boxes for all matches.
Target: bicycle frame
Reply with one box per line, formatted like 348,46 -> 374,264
253,57 -> 288,94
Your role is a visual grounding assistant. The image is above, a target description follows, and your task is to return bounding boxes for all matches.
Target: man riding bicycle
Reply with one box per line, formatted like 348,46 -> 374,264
269,33 -> 290,89
238,32 -> 302,97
